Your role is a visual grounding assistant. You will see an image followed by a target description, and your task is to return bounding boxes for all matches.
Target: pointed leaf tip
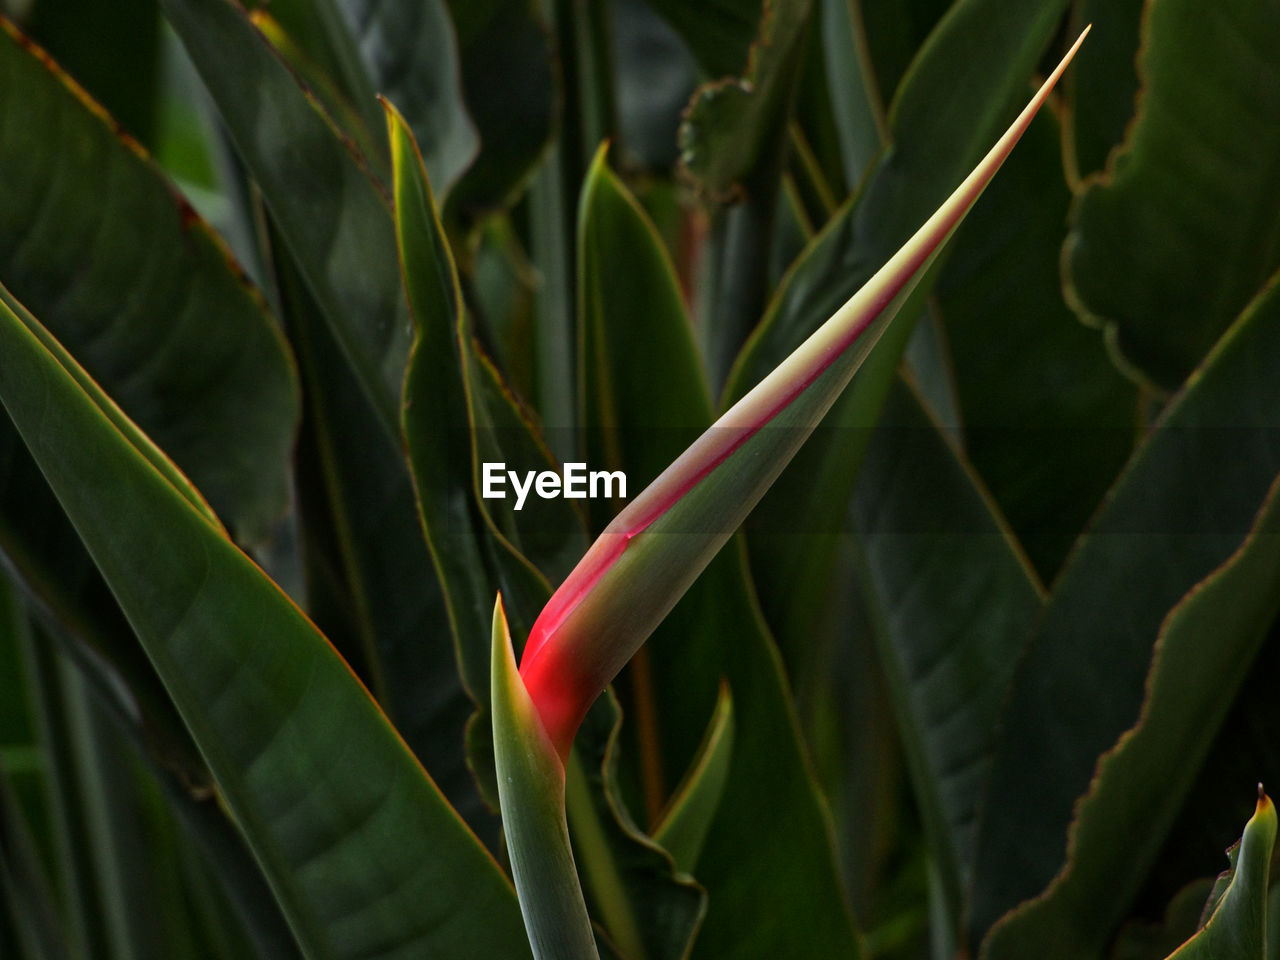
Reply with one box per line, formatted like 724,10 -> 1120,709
518,30 -> 1090,758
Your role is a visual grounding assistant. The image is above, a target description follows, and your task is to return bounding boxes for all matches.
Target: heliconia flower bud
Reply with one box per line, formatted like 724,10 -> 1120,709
519,27 -> 1093,760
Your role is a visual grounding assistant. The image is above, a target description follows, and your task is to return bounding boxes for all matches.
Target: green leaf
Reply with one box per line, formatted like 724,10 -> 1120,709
0,286 -> 533,958
334,0 -> 479,197
1167,792 -> 1277,960
651,682 -> 735,874
443,0 -> 556,222
849,376 -> 1044,934
272,234 -> 491,846
1061,0 -> 1144,180
387,98 -> 583,807
1063,0 -> 1280,390
160,0 -> 411,434
980,472 -> 1280,958
971,271 -> 1280,946
0,18 -> 299,544
491,597 -> 598,960
678,0 -> 815,201
566,694 -> 705,960
642,0 -> 760,78
857,0 -> 952,109
20,0 -> 160,146
935,108 -> 1136,577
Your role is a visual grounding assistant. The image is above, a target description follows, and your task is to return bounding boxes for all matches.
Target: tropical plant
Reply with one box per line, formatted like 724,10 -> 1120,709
0,0 -> 1278,959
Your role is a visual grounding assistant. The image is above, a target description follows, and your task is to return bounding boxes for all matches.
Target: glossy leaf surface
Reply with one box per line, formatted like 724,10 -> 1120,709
0,19 -> 298,544
0,288 -> 532,959
161,0 -> 411,433
850,377 -> 1043,928
335,0 -> 478,197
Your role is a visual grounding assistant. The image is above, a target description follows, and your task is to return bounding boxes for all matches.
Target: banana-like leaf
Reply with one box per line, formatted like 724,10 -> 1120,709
518,33 -> 1086,760
1167,792 -> 1277,960
1064,0 -> 1280,390
0,18 -> 298,544
492,598 -> 599,960
850,377 -> 1044,933
972,272 -> 1280,945
160,0 -> 411,434
272,232 -> 490,846
979,475 -> 1280,959
0,286 -> 532,958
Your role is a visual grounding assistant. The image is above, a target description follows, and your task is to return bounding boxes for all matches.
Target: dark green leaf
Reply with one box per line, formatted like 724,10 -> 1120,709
936,108 -> 1135,576
857,0 -> 953,109
0,285 -> 532,959
160,0 -> 411,434
850,377 -> 1044,932
21,0 -> 160,146
972,272 -> 1280,946
443,0 -> 556,222
335,0 -> 479,196
387,102 -> 583,807
274,235 -> 491,847
0,19 -> 299,544
725,0 -> 1073,657
566,693 -> 705,960
651,682 -> 734,874
1061,0 -> 1143,180
1063,0 -> 1280,390
980,475 -> 1280,958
